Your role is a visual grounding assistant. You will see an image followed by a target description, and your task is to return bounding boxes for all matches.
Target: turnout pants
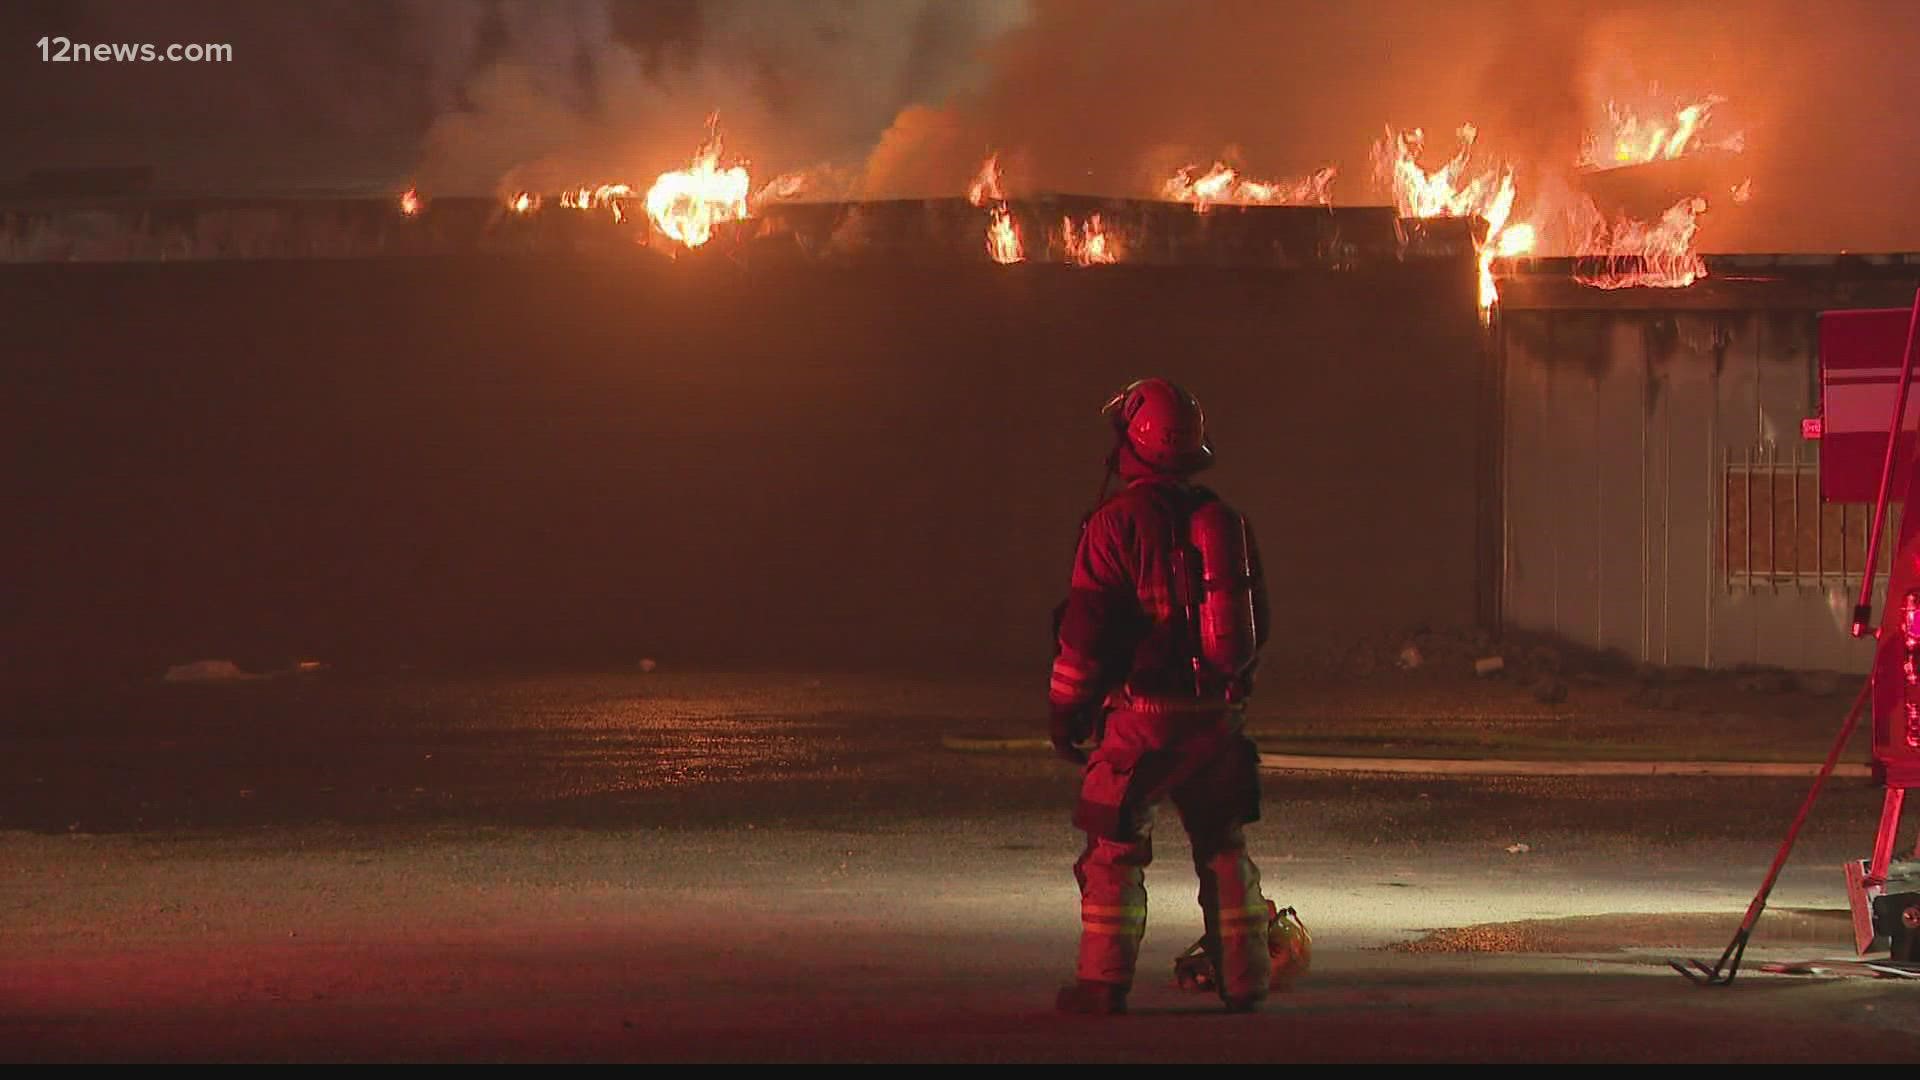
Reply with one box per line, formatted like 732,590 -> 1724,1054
1072,706 -> 1269,998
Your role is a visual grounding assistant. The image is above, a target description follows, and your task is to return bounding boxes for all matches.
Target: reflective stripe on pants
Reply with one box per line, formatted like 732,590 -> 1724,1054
1072,709 -> 1269,996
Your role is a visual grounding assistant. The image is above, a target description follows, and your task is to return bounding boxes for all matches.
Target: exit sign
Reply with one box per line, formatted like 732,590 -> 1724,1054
1803,417 -> 1823,439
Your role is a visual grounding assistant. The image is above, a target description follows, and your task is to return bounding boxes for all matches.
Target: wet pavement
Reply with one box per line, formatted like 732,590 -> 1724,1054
2,670 -> 1914,1061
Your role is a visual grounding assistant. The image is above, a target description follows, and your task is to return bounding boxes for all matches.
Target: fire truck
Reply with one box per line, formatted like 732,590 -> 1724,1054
1820,294 -> 1920,962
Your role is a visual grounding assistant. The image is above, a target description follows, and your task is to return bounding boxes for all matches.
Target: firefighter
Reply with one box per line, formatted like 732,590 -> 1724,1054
1051,377 -> 1272,1016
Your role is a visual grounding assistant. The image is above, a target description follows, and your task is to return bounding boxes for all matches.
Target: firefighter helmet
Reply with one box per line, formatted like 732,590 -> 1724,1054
1101,378 -> 1213,474
1268,904 -> 1312,989
1173,902 -> 1312,993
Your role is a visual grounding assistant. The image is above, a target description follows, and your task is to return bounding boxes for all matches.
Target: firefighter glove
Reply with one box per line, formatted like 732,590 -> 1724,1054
1050,702 -> 1095,765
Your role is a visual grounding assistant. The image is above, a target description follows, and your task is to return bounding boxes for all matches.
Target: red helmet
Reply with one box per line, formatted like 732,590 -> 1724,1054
1101,377 -> 1213,474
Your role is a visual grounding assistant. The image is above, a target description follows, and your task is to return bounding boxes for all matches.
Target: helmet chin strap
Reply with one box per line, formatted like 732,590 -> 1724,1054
1088,435 -> 1124,522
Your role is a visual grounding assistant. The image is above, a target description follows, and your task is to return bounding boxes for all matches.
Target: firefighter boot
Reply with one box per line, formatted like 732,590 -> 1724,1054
1221,991 -> 1266,1014
1055,980 -> 1129,1015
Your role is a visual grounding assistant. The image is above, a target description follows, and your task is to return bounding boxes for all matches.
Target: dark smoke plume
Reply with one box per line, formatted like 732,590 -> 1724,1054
2,0 -> 1915,252
859,0 -> 1920,254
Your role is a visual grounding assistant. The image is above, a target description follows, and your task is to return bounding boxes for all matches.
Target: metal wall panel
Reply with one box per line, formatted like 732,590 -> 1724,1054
1551,315 -> 1606,650
1502,312 -> 1558,637
1642,321 -> 1675,665
1500,268 -> 1920,673
1662,315 -> 1719,668
1504,304 -> 1880,672
1708,311 -> 1764,668
1595,316 -> 1651,659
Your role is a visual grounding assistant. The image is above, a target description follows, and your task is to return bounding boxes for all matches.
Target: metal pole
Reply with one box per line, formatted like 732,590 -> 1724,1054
1768,441 -> 1778,593
1745,444 -> 1754,593
1871,788 -> 1908,883
1842,499 -> 1851,583
1793,440 -> 1802,588
1673,678 -> 1873,986
1816,436 -> 1824,592
1852,286 -> 1920,637
1721,445 -> 1731,588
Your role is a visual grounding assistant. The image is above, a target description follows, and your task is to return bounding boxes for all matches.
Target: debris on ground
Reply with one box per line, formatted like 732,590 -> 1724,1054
1627,685 -> 1681,710
1795,671 -> 1844,698
1760,962 -> 1834,975
1529,676 -> 1568,704
1735,668 -> 1795,695
1505,842 -> 1531,855
163,660 -> 268,684
1283,626 -> 1862,734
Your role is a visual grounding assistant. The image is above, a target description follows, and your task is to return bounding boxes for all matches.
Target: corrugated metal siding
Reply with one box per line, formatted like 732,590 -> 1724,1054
1500,298 -> 1906,673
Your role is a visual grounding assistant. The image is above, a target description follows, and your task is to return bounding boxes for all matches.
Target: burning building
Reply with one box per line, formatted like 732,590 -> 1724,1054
3,107 -> 1915,677
5,0 -> 1918,677
0,178 -> 1499,679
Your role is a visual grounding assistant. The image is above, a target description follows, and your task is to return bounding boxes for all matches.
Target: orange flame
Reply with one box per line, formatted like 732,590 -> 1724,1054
754,172 -> 809,205
967,154 -> 1023,264
1163,163 -> 1336,212
1581,94 -> 1743,171
1731,178 -> 1753,204
1573,196 -> 1710,290
559,183 -> 635,214
646,123 -> 753,249
968,154 -> 1006,208
399,186 -> 422,217
508,191 -> 538,214
1374,124 -> 1534,309
987,207 -> 1024,264
1062,214 -> 1118,266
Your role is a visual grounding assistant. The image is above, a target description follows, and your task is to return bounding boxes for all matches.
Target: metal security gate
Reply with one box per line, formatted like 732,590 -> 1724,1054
1722,442 -> 1898,593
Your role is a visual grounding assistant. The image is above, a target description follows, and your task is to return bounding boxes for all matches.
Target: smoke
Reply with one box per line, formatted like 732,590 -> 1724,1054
411,0 -> 1032,196
0,0 -> 1028,195
2,0 -> 1915,252
0,0 -> 483,189
858,0 -> 1584,198
855,0 -> 1920,253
